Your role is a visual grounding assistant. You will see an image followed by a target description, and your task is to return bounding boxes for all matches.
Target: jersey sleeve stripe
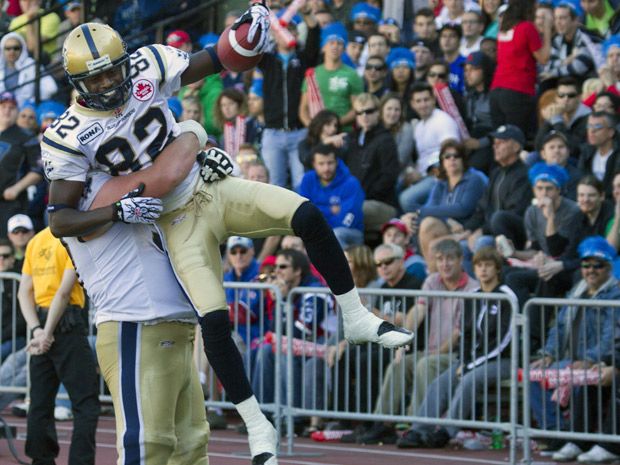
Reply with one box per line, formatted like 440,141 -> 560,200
80,24 -> 100,59
42,136 -> 85,156
146,45 -> 166,83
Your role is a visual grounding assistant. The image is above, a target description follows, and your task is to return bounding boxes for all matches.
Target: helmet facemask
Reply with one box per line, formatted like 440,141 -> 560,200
68,54 -> 132,111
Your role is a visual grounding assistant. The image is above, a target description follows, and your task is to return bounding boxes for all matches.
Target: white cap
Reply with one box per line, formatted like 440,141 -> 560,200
7,214 -> 33,233
226,236 -> 253,251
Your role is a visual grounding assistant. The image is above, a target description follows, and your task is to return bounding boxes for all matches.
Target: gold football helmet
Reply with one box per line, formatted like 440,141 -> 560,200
63,23 -> 131,111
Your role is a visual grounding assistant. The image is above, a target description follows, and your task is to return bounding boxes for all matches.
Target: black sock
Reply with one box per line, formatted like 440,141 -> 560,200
291,201 -> 355,295
199,310 -> 253,404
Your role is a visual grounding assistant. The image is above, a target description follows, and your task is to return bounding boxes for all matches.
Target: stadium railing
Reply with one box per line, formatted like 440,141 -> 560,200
4,276 -> 620,465
521,298 -> 620,464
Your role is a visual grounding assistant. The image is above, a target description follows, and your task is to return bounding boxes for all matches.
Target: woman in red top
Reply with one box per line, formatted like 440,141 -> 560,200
489,0 -> 552,140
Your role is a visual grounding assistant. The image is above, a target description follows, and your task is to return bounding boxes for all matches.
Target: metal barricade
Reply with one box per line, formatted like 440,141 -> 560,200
522,298 -> 620,464
0,272 -> 29,401
204,282 -> 285,437
281,287 -> 520,464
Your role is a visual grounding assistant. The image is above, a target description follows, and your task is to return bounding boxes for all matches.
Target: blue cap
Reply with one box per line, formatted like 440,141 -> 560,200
276,8 -> 302,26
19,98 -> 35,111
36,100 -> 65,125
198,32 -> 219,49
348,30 -> 367,45
491,124 -> 526,147
167,97 -> 182,120
64,1 -> 81,11
578,236 -> 617,263
386,47 -> 415,70
350,2 -> 381,23
321,22 -> 348,48
379,17 -> 399,28
555,0 -> 584,16
249,79 -> 263,98
528,162 -> 569,188
603,35 -> 620,57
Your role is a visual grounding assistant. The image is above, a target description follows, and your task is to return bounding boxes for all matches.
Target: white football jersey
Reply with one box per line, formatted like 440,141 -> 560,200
42,44 -> 200,211
63,171 -> 197,326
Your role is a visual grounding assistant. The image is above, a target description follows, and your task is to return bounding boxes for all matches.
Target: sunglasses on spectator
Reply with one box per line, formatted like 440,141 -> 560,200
365,64 -> 385,71
581,262 -> 606,270
229,248 -> 248,255
587,123 -> 608,131
275,264 -> 291,270
442,152 -> 461,160
356,107 -> 377,116
257,272 -> 276,282
354,19 -> 374,25
557,92 -> 578,99
0,253 -> 12,259
4,46 -> 20,52
375,256 -> 399,267
428,72 -> 447,79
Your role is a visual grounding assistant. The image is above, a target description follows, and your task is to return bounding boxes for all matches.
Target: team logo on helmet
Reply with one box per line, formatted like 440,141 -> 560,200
132,79 -> 154,101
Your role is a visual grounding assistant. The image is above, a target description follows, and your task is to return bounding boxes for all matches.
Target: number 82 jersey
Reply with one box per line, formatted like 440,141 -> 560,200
42,44 -> 190,184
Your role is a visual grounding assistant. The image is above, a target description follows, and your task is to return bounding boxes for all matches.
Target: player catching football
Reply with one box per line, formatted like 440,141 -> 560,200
42,3 -> 414,465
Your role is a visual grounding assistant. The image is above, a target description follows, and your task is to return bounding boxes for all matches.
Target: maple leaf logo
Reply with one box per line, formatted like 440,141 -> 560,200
133,79 -> 154,101
136,82 -> 152,98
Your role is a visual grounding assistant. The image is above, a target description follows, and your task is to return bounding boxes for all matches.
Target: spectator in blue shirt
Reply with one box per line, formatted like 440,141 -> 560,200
297,143 -> 365,248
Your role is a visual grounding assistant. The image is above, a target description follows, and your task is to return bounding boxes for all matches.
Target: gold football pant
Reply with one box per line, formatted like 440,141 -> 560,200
96,321 -> 209,465
158,176 -> 306,315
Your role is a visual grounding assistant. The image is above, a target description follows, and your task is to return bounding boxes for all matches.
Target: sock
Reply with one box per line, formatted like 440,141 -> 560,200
236,396 -> 269,431
291,201 -> 354,295
334,288 -> 368,321
199,310 -> 253,403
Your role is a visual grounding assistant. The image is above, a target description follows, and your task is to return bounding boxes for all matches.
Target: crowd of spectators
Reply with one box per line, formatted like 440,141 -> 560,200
2,0 -> 620,461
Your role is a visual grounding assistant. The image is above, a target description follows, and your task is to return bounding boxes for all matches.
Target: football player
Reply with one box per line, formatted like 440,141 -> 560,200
42,6 -> 414,465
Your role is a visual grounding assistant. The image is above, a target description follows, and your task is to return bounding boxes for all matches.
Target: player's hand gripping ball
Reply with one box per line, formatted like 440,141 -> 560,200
217,1 -> 270,72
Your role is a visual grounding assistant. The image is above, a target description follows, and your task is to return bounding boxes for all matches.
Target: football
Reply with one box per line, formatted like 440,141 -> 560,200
216,22 -> 264,72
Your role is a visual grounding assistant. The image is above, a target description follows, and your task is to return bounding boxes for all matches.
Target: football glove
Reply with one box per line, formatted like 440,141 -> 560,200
197,148 -> 234,183
113,183 -> 163,224
232,1 -> 270,53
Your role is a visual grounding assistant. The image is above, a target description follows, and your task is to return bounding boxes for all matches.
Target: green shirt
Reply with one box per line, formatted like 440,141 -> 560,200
585,0 -> 615,37
179,73 -> 223,139
10,10 -> 61,57
302,64 -> 363,131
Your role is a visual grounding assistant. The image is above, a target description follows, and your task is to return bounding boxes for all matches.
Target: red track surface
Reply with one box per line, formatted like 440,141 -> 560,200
0,413 -> 577,465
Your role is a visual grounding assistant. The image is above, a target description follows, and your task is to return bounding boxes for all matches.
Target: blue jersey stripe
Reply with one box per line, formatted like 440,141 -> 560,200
80,25 -> 100,60
42,136 -> 84,156
146,45 -> 166,83
120,322 -> 141,465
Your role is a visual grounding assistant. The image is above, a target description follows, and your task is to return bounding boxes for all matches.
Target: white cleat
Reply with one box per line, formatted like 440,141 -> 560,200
248,420 -> 278,465
344,311 -> 414,348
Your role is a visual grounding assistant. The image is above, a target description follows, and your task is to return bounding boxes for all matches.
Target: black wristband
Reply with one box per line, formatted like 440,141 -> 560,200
112,202 -> 122,222
205,45 -> 223,73
30,325 -> 41,337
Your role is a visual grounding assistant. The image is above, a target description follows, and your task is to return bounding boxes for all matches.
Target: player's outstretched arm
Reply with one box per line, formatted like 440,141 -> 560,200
180,1 -> 270,86
90,131 -> 201,208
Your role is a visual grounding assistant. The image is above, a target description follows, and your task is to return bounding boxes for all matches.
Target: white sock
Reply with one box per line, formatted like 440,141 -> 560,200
236,395 -> 268,430
334,288 -> 368,320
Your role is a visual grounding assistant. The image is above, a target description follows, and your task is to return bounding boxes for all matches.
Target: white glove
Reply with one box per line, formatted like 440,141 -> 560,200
197,148 -> 234,183
233,1 -> 270,52
113,183 -> 163,224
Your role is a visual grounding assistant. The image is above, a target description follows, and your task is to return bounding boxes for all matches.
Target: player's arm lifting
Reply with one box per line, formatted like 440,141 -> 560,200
180,49 -> 223,87
89,132 -> 201,207
48,180 -> 117,238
